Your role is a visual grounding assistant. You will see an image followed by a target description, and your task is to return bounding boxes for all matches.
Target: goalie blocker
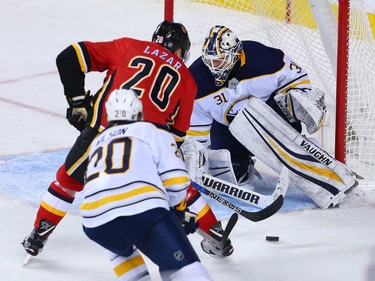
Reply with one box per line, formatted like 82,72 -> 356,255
229,97 -> 358,209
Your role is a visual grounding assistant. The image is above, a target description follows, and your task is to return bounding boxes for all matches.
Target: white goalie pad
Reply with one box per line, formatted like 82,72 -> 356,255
208,149 -> 257,186
207,149 -> 239,185
179,137 -> 209,185
229,97 -> 357,209
274,88 -> 327,134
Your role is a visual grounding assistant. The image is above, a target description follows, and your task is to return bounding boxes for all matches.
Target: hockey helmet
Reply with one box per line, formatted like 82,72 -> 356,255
152,20 -> 191,63
106,89 -> 143,123
202,25 -> 243,86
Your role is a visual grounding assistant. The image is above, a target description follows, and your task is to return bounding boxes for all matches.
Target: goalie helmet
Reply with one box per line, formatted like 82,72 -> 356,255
202,25 -> 243,86
152,20 -> 191,63
106,89 -> 143,123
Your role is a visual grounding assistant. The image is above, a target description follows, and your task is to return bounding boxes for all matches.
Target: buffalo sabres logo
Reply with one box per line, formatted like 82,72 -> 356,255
224,95 -> 253,124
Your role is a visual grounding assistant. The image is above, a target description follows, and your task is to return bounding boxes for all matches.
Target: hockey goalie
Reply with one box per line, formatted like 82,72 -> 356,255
182,25 -> 360,210
179,25 -> 362,260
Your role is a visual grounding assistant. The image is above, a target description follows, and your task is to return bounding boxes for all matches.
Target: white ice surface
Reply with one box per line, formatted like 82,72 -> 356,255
1,1 -> 375,280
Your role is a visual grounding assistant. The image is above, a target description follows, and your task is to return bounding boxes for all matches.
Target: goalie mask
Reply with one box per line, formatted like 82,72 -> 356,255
202,25 -> 243,86
106,89 -> 143,123
152,20 -> 191,63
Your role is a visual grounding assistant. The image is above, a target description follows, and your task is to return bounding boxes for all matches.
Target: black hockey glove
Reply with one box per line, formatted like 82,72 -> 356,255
172,200 -> 199,235
66,91 -> 92,132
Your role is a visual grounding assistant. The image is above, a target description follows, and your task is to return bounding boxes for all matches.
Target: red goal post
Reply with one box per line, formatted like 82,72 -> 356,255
165,0 -> 375,181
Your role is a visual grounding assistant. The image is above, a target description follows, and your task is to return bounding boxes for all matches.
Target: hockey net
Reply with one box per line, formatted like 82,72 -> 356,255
167,0 -> 375,181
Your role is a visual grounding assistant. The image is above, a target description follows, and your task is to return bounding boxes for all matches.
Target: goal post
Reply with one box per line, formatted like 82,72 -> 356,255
336,0 -> 350,163
165,0 -> 375,181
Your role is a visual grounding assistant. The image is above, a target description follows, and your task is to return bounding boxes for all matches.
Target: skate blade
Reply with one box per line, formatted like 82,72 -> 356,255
22,253 -> 32,267
206,253 -> 235,264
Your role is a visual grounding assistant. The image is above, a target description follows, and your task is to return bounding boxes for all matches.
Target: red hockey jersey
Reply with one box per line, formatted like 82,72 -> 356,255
56,37 -> 197,141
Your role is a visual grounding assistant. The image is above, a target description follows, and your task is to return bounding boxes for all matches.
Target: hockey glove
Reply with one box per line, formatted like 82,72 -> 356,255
66,91 -> 92,132
172,199 -> 199,235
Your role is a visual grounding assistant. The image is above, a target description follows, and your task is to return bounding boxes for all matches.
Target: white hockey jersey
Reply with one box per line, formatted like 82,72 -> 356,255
80,121 -> 190,228
187,40 -> 312,145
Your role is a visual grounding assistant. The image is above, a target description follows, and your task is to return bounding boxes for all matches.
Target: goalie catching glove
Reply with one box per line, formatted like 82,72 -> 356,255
66,91 -> 92,132
274,88 -> 327,134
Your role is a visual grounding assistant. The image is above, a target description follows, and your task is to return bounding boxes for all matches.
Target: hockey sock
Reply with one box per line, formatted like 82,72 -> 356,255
186,183 -> 218,235
107,249 -> 150,281
34,180 -> 75,228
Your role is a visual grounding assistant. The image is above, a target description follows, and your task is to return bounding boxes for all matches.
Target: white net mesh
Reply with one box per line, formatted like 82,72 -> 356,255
172,0 -> 375,180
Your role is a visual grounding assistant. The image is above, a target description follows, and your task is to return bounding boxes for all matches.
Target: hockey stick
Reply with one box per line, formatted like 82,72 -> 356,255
202,166 -> 290,209
192,180 -> 283,222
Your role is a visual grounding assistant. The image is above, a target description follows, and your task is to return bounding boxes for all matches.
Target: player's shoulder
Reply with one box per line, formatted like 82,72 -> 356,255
238,40 -> 286,77
128,121 -> 171,137
242,40 -> 285,61
188,57 -> 218,98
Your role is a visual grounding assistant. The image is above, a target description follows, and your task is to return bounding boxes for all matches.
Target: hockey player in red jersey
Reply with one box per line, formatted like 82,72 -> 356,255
22,20 -> 230,261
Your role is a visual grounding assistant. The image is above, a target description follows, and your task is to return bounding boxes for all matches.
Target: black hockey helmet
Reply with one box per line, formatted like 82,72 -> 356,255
152,20 -> 191,62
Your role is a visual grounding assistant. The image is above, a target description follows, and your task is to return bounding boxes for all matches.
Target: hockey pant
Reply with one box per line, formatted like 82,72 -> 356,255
83,208 -> 212,281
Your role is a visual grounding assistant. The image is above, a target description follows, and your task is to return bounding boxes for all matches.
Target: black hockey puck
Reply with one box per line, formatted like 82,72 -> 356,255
266,236 -> 279,242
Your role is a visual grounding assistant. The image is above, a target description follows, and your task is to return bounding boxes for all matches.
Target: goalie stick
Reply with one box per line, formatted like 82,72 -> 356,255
192,166 -> 289,222
192,181 -> 283,222
202,166 -> 290,209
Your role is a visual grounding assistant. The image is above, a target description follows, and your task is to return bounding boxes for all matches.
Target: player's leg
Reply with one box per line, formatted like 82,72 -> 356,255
83,208 -> 212,280
106,250 -> 151,281
135,208 -> 213,280
84,223 -> 150,281
180,134 -> 235,257
22,126 -> 99,256
186,183 -> 234,257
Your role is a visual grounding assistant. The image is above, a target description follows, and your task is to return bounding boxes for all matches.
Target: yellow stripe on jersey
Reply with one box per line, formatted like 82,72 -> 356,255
267,136 -> 343,183
41,201 -> 67,217
278,79 -> 311,94
162,176 -> 190,187
89,78 -> 111,128
66,143 -> 92,175
113,255 -> 146,278
173,135 -> 184,144
174,198 -> 187,211
186,129 -> 210,137
72,43 -> 88,73
80,185 -> 162,211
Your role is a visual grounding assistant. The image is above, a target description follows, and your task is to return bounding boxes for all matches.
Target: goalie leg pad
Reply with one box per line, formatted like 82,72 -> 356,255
208,149 -> 256,186
208,149 -> 238,185
229,97 -> 357,209
179,137 -> 209,184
